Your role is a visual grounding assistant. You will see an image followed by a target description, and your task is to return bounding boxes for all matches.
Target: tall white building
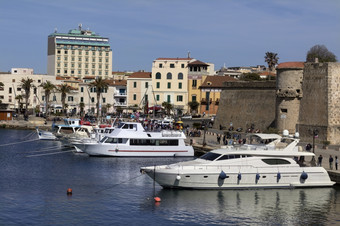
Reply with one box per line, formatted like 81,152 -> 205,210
47,25 -> 112,78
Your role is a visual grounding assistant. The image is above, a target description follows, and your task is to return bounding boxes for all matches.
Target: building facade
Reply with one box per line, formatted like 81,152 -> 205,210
47,25 -> 112,78
126,72 -> 152,110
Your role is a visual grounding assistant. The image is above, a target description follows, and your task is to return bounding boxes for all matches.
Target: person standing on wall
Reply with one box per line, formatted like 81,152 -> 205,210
329,155 -> 334,170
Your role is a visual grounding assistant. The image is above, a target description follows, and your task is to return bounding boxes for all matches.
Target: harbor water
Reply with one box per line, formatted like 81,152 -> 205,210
1,129 -> 340,225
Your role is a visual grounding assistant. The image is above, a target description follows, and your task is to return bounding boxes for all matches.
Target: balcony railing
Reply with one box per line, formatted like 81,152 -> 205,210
114,92 -> 127,96
114,102 -> 127,106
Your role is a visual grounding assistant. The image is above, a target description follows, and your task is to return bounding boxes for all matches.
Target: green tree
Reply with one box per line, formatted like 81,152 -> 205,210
89,77 -> 109,118
79,102 -> 85,117
240,73 -> 261,81
40,81 -> 56,117
162,101 -> 173,115
20,77 -> 34,120
58,84 -> 71,115
188,101 -> 199,114
306,44 -> 337,63
15,95 -> 24,114
264,52 -> 279,72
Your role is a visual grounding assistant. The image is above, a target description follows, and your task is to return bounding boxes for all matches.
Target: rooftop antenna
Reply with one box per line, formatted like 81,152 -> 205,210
187,51 -> 190,58
78,23 -> 82,31
54,28 -> 57,33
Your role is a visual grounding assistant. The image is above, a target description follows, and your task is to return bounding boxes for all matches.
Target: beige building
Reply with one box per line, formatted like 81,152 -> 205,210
151,57 -> 193,114
47,25 -> 112,78
126,72 -> 152,111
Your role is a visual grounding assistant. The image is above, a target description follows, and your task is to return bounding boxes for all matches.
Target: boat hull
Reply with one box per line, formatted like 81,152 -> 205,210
75,143 -> 194,157
142,166 -> 335,189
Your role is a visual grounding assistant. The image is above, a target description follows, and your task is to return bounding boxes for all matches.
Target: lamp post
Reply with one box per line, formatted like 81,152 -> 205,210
312,129 -> 318,153
202,120 -> 207,146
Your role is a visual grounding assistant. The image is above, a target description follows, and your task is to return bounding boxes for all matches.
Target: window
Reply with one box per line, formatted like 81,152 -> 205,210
145,82 -> 148,88
167,82 -> 171,89
192,95 -> 197,102
91,97 -> 95,103
262,159 -> 291,165
170,63 -> 175,68
9,87 -> 12,94
53,96 -> 56,101
177,95 -> 183,102
156,82 -> 160,89
159,63 -> 163,68
80,97 -> 84,102
68,96 -> 73,102
178,73 -> 183,80
167,95 -> 171,102
178,82 -> 182,89
156,95 -> 160,101
65,50 -> 68,54
156,72 -> 161,79
181,64 -> 185,68
133,94 -> 137,100
281,109 -> 288,113
102,98 -> 106,103
192,80 -> 197,87
81,87 -> 84,92
133,82 -> 137,88
167,73 -> 172,79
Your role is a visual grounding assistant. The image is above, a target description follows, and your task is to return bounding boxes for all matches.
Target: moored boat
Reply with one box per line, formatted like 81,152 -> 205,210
140,134 -> 335,189
36,127 -> 57,140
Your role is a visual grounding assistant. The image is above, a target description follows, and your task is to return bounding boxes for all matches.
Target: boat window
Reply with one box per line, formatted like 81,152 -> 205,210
200,152 -> 221,161
262,159 -> 291,165
228,155 -> 235,159
129,124 -> 134,129
122,124 -> 129,129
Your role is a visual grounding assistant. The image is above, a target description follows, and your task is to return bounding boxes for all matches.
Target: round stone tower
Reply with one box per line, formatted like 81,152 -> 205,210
275,62 -> 304,134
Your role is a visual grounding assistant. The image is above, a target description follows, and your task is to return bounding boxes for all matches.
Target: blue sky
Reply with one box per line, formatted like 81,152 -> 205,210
1,0 -> 339,74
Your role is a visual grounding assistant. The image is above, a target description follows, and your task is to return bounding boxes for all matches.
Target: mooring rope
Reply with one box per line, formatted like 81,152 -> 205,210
0,138 -> 39,147
28,146 -> 67,153
25,150 -> 74,158
95,174 -> 145,194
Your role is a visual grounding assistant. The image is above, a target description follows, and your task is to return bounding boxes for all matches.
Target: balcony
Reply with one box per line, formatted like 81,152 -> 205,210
114,92 -> 127,97
114,101 -> 127,107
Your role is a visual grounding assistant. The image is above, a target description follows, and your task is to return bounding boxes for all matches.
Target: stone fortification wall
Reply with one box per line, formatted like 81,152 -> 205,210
275,63 -> 304,134
297,62 -> 340,144
214,81 -> 276,132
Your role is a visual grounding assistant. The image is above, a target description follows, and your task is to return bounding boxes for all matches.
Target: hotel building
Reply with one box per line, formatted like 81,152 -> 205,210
47,25 -> 112,78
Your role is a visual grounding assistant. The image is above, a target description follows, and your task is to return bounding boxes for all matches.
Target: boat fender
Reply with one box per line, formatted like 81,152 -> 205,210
115,148 -> 119,152
277,172 -> 281,180
237,173 -> 242,180
176,175 -> 181,180
219,171 -> 227,180
256,173 -> 260,181
301,171 -> 308,180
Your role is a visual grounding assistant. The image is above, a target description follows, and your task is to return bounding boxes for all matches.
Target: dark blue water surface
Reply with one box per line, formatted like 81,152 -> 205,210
1,129 -> 340,225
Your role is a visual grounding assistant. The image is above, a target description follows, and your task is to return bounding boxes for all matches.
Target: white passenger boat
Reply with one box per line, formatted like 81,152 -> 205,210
73,121 -> 194,157
140,134 -> 335,189
36,127 -> 57,140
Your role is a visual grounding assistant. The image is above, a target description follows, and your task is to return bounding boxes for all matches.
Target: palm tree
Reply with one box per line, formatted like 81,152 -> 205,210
58,84 -> 71,115
264,52 -> 279,72
89,77 -> 108,119
79,102 -> 85,117
40,81 -> 56,117
162,101 -> 173,116
20,77 -> 34,120
15,95 -> 23,114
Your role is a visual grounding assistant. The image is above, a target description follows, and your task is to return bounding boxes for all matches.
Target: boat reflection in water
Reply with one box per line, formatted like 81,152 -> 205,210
143,188 -> 336,225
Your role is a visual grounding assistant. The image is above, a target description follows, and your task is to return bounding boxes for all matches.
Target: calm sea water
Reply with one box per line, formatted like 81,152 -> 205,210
0,128 -> 340,225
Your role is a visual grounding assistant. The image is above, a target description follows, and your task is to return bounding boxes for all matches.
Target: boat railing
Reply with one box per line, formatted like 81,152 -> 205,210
162,164 -> 301,171
161,131 -> 183,137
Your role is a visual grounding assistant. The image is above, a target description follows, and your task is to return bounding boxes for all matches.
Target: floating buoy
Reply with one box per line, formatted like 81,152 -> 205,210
277,172 -> 281,181
237,173 -> 242,180
176,175 -> 181,180
154,197 -> 161,202
301,171 -> 308,180
219,171 -> 227,180
256,173 -> 260,181
67,188 -> 72,195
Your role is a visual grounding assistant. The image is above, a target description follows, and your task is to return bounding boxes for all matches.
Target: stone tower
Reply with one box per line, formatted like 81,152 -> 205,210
275,62 -> 304,134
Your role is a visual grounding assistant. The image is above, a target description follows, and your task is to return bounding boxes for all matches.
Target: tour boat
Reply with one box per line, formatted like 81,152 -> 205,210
140,134 -> 335,189
73,121 -> 194,157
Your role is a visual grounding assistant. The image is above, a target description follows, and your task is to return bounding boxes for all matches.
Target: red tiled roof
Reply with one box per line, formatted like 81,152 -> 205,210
128,72 -> 151,79
259,71 -> 276,76
277,62 -> 304,69
105,79 -> 127,86
83,76 -> 95,79
188,60 -> 209,66
156,57 -> 193,61
200,76 -> 237,88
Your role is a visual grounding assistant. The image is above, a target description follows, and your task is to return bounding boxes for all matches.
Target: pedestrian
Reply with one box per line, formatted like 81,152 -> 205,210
217,134 -> 221,144
329,155 -> 334,170
335,156 -> 338,170
318,155 -> 323,167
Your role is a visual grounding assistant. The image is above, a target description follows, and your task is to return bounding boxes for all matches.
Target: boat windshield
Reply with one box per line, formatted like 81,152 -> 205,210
200,152 -> 221,161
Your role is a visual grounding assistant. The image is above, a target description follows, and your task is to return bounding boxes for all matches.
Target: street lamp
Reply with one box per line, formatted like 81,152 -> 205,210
202,120 -> 207,146
312,129 -> 318,153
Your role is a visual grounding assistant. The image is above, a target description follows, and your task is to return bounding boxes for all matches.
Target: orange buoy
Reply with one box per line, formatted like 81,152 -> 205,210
154,197 -> 161,202
67,188 -> 72,195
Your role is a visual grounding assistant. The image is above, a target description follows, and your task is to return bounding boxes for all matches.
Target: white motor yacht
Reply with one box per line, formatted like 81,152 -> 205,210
73,121 -> 194,157
140,134 -> 335,189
